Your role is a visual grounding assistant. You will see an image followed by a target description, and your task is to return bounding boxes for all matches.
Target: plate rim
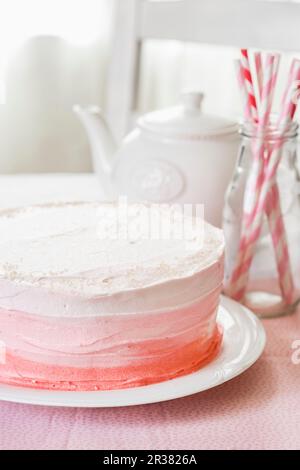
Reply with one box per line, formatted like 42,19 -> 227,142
0,296 -> 266,408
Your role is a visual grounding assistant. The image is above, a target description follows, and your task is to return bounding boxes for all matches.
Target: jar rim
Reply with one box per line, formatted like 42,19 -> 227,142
240,116 -> 298,139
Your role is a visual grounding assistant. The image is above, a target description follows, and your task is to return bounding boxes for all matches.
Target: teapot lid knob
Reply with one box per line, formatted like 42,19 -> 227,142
181,91 -> 204,112
138,90 -> 238,138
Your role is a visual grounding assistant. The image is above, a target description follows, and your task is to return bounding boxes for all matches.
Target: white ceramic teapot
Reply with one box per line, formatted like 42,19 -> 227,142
74,91 -> 240,227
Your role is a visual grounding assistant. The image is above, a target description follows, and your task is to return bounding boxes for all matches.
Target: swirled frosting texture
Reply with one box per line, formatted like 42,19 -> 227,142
0,202 -> 224,390
0,202 -> 224,317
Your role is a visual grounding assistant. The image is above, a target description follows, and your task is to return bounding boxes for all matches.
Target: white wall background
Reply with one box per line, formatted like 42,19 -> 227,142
0,0 -> 299,173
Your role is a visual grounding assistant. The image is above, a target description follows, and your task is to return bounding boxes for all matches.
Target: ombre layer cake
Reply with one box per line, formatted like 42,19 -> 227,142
0,202 -> 224,391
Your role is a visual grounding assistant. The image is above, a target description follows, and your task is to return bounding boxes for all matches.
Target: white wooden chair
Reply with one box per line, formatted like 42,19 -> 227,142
106,0 -> 300,141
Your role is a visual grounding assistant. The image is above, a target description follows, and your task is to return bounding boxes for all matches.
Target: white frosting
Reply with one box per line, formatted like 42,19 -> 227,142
0,202 -> 224,317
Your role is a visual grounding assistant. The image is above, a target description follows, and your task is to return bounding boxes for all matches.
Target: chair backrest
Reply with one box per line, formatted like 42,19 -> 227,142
106,0 -> 300,140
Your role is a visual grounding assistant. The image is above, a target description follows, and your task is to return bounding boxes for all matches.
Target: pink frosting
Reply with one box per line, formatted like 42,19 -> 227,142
0,286 -> 222,391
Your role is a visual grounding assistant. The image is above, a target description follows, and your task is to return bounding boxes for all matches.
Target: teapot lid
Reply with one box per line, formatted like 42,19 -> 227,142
138,91 -> 238,139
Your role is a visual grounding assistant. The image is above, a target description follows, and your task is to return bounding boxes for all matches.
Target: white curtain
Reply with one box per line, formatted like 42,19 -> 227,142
0,0 -> 299,173
0,0 -> 113,173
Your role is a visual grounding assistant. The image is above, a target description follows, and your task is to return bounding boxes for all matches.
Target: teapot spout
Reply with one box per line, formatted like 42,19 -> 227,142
73,105 -> 117,198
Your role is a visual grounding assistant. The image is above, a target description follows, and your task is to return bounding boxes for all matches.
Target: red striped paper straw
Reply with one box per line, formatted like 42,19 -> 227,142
240,49 -> 259,122
280,58 -> 297,109
247,53 -> 280,228
265,184 -> 294,303
250,54 -> 293,301
278,59 -> 300,124
254,52 -> 263,99
243,53 -> 277,229
234,59 -> 252,120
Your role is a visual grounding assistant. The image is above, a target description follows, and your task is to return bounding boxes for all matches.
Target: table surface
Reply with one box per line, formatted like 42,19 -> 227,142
0,173 -> 299,450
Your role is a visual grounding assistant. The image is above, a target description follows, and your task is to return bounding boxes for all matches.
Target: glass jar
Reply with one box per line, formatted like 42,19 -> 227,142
223,120 -> 300,318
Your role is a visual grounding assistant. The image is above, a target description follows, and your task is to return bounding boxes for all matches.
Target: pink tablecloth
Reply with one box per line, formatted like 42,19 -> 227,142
0,305 -> 299,450
0,175 -> 299,450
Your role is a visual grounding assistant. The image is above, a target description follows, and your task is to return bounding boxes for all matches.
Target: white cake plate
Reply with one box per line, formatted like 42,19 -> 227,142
0,296 -> 265,408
